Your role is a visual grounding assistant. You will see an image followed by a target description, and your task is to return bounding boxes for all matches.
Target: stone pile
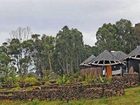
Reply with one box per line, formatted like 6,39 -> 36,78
0,73 -> 138,100
123,73 -> 139,88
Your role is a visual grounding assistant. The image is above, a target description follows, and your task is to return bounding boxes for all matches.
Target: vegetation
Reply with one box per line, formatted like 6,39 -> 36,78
0,85 -> 140,105
96,19 -> 138,53
0,19 -> 140,86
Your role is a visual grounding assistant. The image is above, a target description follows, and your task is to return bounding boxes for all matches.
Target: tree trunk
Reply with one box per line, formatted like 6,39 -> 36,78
48,52 -> 52,72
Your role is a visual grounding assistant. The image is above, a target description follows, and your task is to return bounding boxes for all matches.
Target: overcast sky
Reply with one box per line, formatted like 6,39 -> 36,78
0,0 -> 140,46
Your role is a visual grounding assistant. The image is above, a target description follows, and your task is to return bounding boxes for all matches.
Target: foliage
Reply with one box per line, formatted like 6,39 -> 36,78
24,77 -> 38,85
0,19 -> 140,86
84,75 -> 96,84
3,76 -> 19,87
55,26 -> 85,74
96,23 -> 118,52
17,75 -> 39,87
57,75 -> 69,85
95,19 -> 138,53
99,75 -> 104,83
48,72 -> 58,81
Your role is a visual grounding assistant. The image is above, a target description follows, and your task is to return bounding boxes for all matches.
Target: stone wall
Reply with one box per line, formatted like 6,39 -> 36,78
123,73 -> 139,87
0,80 -> 124,100
0,73 -> 138,100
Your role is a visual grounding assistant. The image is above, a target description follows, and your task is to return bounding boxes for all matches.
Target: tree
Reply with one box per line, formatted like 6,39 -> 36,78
41,35 -> 55,72
8,38 -> 22,75
10,26 -> 31,41
31,34 -> 44,78
7,38 -> 33,77
20,39 -> 34,75
83,45 -> 99,58
0,43 -> 16,82
115,19 -> 137,53
95,23 -> 119,52
55,26 -> 84,74
95,19 -> 138,53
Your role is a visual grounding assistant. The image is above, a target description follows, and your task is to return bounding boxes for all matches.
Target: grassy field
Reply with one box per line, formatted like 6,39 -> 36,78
0,86 -> 140,105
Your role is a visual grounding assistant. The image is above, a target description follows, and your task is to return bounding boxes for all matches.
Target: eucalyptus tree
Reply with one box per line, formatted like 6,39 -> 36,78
41,35 -> 55,72
115,19 -> 137,53
55,26 -> 84,74
31,34 -> 44,78
20,39 -> 34,75
95,19 -> 137,54
8,38 -> 22,76
95,23 -> 119,52
10,26 -> 31,41
0,42 -> 16,82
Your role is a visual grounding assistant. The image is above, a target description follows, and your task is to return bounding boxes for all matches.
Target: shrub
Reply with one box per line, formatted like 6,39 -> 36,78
48,72 -> 58,83
24,77 -> 38,85
57,75 -> 69,85
84,75 -> 96,84
99,75 -> 104,83
18,76 -> 39,87
41,71 -> 59,84
1,76 -> 19,88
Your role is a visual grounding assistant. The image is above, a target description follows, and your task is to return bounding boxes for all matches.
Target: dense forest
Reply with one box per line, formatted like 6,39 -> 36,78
0,18 -> 140,84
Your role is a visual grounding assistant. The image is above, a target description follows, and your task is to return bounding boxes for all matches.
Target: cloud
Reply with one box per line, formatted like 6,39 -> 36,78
0,0 -> 140,46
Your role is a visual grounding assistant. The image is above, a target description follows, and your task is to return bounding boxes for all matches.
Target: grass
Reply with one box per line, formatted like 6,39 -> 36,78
1,86 -> 140,105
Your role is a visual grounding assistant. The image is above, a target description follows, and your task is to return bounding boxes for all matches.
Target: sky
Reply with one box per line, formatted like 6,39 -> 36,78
0,0 -> 140,46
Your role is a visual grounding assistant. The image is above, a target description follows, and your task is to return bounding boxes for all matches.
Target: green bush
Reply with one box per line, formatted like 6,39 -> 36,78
43,71 -> 58,84
24,76 -> 39,85
17,76 -> 39,87
57,75 -> 69,85
1,76 -> 19,88
7,76 -> 18,85
84,75 -> 96,84
99,75 -> 104,83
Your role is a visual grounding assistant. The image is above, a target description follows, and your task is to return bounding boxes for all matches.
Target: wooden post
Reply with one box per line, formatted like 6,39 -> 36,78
120,66 -> 123,76
106,65 -> 112,78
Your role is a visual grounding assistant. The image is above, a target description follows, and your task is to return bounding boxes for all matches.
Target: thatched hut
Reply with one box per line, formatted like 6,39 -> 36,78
127,46 -> 140,73
80,55 -> 95,67
90,50 -> 125,77
80,50 -> 127,77
111,51 -> 127,73
80,55 -> 102,78
111,51 -> 127,61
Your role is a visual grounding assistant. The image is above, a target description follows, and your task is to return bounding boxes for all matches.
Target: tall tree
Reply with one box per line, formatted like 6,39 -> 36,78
41,35 -> 55,72
95,19 -> 137,53
31,34 -> 44,78
0,43 -> 16,81
55,26 -> 84,74
115,19 -> 137,53
95,23 -> 119,52
10,26 -> 31,41
8,39 -> 22,76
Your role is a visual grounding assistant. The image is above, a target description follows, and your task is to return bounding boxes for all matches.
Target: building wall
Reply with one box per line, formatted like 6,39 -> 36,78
80,67 -> 102,77
127,59 -> 140,73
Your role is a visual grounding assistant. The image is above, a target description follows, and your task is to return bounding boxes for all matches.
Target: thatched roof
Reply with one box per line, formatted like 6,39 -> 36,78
80,55 -> 95,66
128,46 -> 140,59
111,51 -> 127,61
91,50 -> 121,66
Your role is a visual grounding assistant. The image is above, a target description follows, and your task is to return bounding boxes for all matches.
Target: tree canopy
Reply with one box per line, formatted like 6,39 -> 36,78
96,19 -> 138,53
